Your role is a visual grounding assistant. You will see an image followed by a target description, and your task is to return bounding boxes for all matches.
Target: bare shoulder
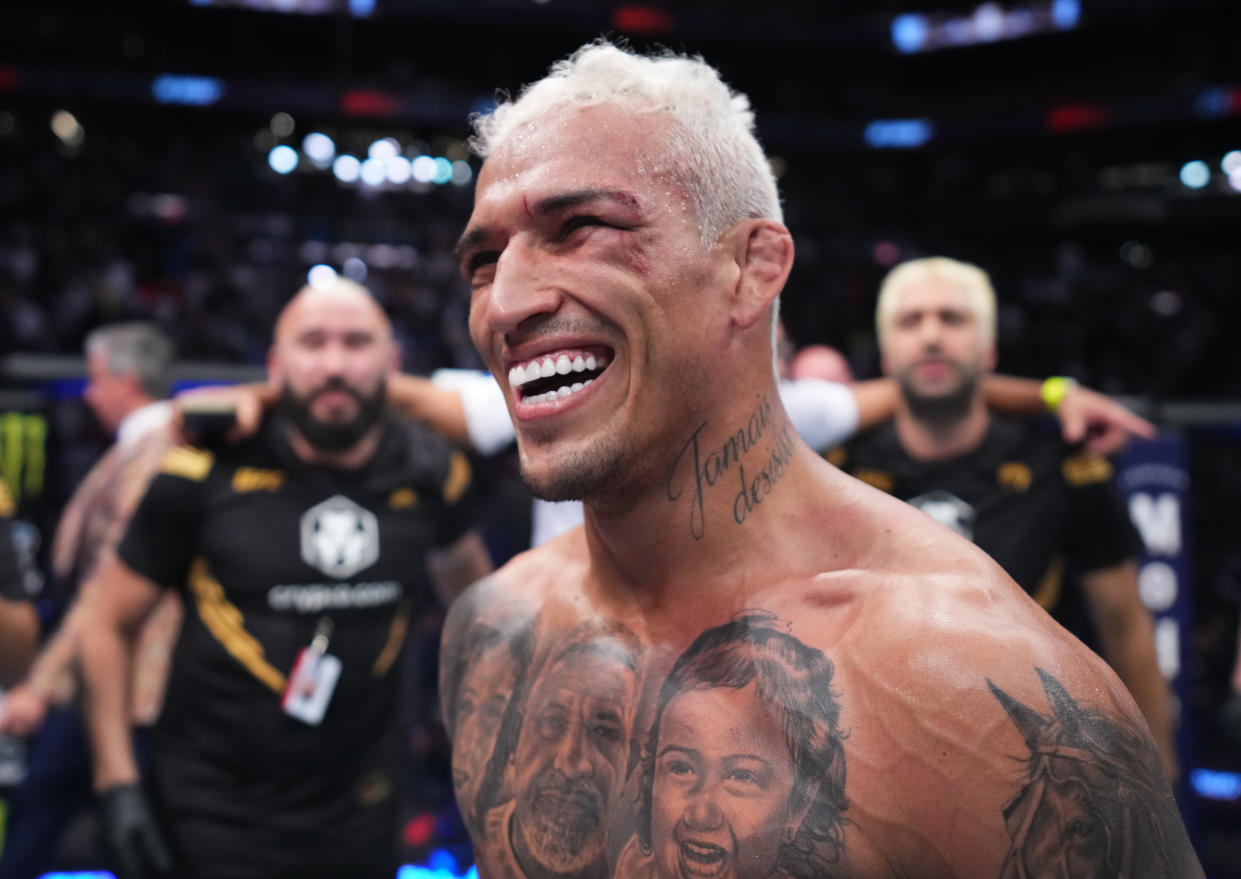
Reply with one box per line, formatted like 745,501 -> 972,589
441,529 -> 589,659
829,552 -> 1202,877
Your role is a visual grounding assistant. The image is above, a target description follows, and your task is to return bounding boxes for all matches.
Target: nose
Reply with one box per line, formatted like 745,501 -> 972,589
682,781 -> 725,832
484,238 -> 564,337
918,314 -> 942,340
552,719 -> 594,780
317,340 -> 349,377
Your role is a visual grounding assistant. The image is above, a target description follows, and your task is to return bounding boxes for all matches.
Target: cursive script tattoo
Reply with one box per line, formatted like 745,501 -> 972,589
732,423 -> 796,526
667,396 -> 792,539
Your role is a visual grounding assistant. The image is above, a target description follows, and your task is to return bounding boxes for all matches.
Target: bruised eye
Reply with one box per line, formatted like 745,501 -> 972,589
558,215 -> 608,240
465,251 -> 499,280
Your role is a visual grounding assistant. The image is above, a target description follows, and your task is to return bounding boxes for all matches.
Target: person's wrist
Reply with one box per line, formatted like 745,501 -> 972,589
95,767 -> 140,794
1040,376 -> 1078,413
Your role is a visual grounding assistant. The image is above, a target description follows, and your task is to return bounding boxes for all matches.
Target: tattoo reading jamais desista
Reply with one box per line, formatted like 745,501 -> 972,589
989,668 -> 1196,879
666,396 -> 796,540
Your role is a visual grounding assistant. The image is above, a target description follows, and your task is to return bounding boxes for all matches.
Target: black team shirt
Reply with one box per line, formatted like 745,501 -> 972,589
117,414 -> 478,848
833,416 -> 1142,628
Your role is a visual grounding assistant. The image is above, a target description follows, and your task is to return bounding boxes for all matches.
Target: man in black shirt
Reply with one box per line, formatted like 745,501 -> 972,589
79,279 -> 492,879
834,255 -> 1175,775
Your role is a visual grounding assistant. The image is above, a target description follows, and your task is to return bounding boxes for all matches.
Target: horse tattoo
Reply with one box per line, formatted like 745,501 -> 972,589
988,668 -> 1191,879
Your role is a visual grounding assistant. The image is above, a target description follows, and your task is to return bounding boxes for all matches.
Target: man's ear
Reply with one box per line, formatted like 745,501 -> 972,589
729,219 -> 794,330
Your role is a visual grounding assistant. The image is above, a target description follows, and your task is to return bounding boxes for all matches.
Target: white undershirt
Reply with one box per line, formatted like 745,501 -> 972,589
116,400 -> 174,448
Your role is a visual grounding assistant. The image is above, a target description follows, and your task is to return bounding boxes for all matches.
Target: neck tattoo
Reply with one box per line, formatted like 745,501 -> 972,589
666,395 -> 795,539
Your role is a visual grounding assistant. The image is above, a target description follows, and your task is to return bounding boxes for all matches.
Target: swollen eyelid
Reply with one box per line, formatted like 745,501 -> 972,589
560,215 -> 607,238
469,252 -> 498,270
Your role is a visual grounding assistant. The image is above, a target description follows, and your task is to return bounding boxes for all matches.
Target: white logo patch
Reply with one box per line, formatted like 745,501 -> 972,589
299,495 -> 380,580
908,489 -> 976,541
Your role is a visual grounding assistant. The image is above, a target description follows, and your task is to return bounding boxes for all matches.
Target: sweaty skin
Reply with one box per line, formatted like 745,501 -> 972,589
443,94 -> 1202,879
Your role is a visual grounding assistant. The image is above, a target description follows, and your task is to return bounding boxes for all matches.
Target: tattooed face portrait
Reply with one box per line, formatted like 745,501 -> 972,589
651,682 -> 800,879
510,621 -> 644,878
452,632 -> 519,811
637,614 -> 848,879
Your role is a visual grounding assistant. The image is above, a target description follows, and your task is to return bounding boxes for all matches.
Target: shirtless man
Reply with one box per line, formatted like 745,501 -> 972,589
441,40 -> 1202,878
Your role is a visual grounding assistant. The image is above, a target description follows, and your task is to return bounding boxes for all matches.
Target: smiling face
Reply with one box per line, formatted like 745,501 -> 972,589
650,682 -> 800,879
459,103 -> 731,505
511,643 -> 639,875
879,276 -> 995,419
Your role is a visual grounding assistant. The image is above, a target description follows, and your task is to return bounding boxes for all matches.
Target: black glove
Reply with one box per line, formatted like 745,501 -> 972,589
98,782 -> 173,879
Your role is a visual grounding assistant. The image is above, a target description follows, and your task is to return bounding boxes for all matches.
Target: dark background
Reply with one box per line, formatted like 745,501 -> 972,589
2,0 -> 1240,875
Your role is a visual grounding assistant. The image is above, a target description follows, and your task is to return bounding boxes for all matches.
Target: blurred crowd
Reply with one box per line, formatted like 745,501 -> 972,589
1,104 -> 1240,873
3,111 -> 1241,401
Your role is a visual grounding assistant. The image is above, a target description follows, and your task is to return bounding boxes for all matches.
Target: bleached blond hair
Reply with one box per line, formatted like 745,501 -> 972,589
468,39 -> 782,246
875,257 -> 997,347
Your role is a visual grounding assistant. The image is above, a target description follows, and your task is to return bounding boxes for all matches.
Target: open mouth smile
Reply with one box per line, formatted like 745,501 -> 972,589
677,839 -> 729,877
508,347 -> 613,405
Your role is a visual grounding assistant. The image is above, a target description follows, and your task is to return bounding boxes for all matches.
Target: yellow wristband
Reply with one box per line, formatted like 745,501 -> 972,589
1040,376 -> 1077,413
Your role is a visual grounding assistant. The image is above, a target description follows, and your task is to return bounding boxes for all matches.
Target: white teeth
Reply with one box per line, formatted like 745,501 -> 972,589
510,352 -> 610,390
522,377 -> 596,405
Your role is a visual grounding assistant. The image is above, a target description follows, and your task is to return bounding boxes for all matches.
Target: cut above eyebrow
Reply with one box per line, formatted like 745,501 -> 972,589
454,188 -> 643,264
533,188 -> 642,217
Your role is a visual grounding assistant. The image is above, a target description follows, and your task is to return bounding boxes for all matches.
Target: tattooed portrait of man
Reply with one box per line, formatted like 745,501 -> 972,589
444,36 -> 1204,879
475,619 -> 645,879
